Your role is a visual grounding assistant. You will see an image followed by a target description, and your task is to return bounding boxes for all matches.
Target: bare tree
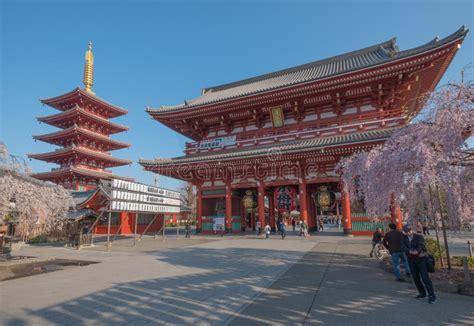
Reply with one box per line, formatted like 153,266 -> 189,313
179,182 -> 196,215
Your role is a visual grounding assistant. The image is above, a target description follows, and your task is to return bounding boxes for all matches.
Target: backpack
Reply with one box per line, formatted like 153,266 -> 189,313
426,254 -> 436,273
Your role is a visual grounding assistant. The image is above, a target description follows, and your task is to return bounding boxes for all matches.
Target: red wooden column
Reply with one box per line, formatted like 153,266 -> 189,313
225,184 -> 232,233
299,180 -> 309,224
196,185 -> 202,233
342,191 -> 352,235
258,182 -> 265,231
269,189 -> 276,231
390,193 -> 403,230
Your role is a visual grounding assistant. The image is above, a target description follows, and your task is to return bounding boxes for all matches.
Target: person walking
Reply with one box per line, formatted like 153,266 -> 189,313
220,224 -> 224,237
382,223 -> 411,281
301,220 -> 309,239
402,225 -> 437,304
292,218 -> 296,232
264,224 -> 271,239
280,221 -> 286,239
184,221 -> 191,238
318,217 -> 324,231
369,227 -> 384,257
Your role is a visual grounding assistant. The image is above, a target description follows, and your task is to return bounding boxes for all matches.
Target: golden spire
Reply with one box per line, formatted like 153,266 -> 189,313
83,41 -> 95,94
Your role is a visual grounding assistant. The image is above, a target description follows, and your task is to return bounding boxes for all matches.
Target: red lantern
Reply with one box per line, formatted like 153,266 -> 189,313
274,186 -> 297,213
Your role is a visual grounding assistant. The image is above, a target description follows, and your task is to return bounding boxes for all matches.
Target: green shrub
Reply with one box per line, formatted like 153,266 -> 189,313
425,238 -> 445,269
468,257 -> 474,267
29,235 -> 48,244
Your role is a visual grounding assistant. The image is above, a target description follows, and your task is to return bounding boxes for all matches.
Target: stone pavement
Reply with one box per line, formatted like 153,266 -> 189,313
0,235 -> 314,325
230,238 -> 474,325
1,233 -> 473,325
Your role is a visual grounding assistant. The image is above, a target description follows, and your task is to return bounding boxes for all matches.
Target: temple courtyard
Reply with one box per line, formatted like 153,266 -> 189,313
1,232 -> 473,326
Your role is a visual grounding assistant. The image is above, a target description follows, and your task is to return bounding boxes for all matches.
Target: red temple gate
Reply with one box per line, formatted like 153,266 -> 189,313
140,27 -> 467,235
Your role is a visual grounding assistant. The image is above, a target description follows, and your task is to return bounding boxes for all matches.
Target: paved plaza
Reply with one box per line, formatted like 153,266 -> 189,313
1,233 -> 474,325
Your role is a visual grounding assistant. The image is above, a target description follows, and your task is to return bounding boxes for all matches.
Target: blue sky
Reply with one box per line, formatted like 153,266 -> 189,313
1,0 -> 473,190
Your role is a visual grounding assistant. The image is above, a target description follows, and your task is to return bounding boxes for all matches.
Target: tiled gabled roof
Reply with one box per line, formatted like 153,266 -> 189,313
32,126 -> 131,150
37,106 -> 129,134
147,26 -> 467,113
41,88 -> 128,118
28,146 -> 132,166
71,190 -> 97,206
65,209 -> 99,221
140,128 -> 395,167
31,166 -> 134,181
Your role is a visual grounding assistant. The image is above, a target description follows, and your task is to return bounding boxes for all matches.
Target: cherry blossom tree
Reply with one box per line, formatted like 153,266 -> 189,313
0,142 -> 74,240
337,79 -> 473,269
337,80 -> 473,226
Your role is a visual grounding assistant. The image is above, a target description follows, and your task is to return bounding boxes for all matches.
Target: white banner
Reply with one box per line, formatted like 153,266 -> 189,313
111,190 -> 180,206
111,201 -> 180,213
109,179 -> 181,213
111,179 -> 180,199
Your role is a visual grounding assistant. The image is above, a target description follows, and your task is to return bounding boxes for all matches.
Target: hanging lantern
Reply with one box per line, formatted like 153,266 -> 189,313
242,190 -> 254,212
274,186 -> 297,212
317,186 -> 331,209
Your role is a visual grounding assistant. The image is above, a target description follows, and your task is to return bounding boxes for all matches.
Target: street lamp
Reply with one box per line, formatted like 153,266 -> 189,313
6,198 -> 18,237
9,199 -> 16,210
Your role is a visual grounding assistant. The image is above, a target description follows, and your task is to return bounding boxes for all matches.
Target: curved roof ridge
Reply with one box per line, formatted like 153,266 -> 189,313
397,25 -> 468,57
41,87 -> 128,116
147,26 -> 468,115
29,146 -> 132,164
139,128 -> 396,166
33,125 -> 131,148
204,38 -> 397,94
37,105 -> 129,131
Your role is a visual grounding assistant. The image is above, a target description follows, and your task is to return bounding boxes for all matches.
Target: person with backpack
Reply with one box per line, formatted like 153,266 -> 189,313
382,223 -> 411,281
402,225 -> 437,304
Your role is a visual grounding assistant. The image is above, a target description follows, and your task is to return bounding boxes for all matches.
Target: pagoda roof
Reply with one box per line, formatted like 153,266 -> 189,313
33,126 -> 131,151
31,166 -> 133,182
140,128 -> 394,167
148,26 -> 468,114
37,106 -> 129,134
28,146 -> 132,167
41,88 -> 128,118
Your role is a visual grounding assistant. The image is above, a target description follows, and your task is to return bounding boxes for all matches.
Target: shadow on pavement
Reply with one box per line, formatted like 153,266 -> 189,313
5,244 -> 474,325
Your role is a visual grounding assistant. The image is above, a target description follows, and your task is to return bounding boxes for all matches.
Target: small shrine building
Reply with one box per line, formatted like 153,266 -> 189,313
141,27 -> 468,235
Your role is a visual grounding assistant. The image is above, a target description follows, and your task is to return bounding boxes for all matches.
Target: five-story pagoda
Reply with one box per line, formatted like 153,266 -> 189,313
29,43 -> 132,190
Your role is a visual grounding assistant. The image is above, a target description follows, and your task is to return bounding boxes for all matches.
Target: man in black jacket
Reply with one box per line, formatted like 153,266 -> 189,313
402,225 -> 437,304
382,223 -> 411,281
